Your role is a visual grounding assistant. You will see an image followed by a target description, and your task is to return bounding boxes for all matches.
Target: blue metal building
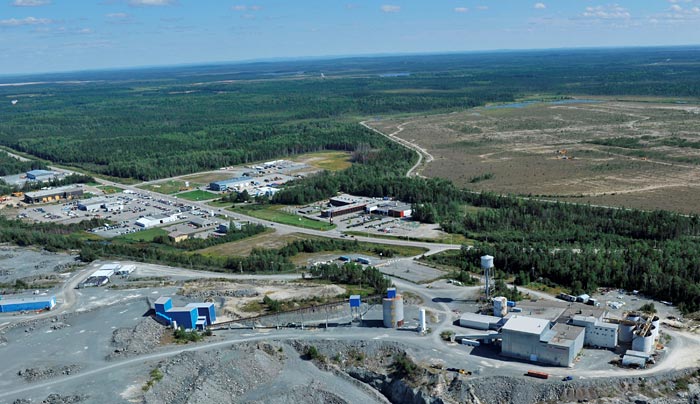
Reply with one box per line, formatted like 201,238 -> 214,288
154,297 -> 173,314
0,295 -> 56,313
186,303 -> 216,325
26,169 -> 55,180
209,177 -> 250,192
168,307 -> 198,330
152,297 -> 216,330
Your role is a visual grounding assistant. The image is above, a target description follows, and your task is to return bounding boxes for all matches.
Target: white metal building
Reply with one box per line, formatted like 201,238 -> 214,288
571,315 -> 618,349
500,315 -> 585,367
458,312 -> 504,330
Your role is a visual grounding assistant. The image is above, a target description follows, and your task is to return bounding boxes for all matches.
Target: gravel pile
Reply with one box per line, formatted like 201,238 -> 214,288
183,289 -> 259,299
17,364 -> 81,382
143,342 -> 286,404
441,369 -> 700,404
247,384 -> 348,404
40,394 -> 88,404
108,317 -> 166,360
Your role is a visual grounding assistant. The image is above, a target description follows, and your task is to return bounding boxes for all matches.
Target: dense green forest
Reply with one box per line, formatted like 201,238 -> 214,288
2,47 -> 700,180
0,152 -> 47,176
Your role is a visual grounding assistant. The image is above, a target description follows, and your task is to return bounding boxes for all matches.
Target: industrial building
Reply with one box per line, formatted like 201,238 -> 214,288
366,202 -> 413,218
321,201 -> 368,218
168,231 -> 189,243
78,199 -> 107,211
189,217 -> 214,228
0,295 -> 56,313
79,264 -> 120,288
24,186 -> 83,204
26,169 -> 56,181
135,213 -> 179,228
209,177 -> 251,192
153,297 -> 216,330
500,315 -> 585,367
459,312 -> 505,330
382,288 -> 404,328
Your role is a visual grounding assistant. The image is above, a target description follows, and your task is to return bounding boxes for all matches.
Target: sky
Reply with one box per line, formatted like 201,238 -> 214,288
0,0 -> 698,75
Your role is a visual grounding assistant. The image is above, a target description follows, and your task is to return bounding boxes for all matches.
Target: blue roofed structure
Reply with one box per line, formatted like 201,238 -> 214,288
152,296 -> 217,330
26,169 -> 55,180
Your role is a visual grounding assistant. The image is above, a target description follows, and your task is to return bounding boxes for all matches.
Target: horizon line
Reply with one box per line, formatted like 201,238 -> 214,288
1,43 -> 699,82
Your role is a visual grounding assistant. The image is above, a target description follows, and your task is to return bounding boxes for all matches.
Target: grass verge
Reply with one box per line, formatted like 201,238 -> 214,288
231,204 -> 336,231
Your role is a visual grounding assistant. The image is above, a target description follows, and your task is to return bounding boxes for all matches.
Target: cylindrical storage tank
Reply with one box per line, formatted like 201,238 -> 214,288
493,296 -> 507,317
383,296 -> 404,328
652,316 -> 660,340
481,255 -> 494,269
632,330 -> 655,354
618,321 -> 635,343
626,312 -> 641,323
419,308 -> 426,333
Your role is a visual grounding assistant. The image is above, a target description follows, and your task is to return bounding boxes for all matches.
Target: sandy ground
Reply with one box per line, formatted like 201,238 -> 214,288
368,99 -> 700,213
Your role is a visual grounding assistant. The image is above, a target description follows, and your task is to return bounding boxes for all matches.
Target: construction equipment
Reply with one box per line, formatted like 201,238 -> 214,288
12,191 -> 23,197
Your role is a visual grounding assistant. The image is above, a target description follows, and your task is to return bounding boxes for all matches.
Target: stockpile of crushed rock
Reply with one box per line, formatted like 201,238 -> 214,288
108,317 -> 166,360
143,342 -> 286,404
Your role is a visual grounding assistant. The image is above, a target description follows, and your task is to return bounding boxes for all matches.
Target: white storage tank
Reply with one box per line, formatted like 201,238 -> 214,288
651,316 -> 660,340
481,255 -> 494,270
383,296 -> 404,328
493,296 -> 508,317
618,321 -> 636,343
632,329 -> 655,354
418,308 -> 426,333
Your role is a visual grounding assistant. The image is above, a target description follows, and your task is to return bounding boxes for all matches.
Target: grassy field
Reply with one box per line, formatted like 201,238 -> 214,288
138,180 -> 193,195
369,99 -> 700,214
206,199 -> 230,208
292,151 -> 352,171
231,205 -> 336,231
97,185 -> 124,194
176,189 -> 219,201
115,228 -> 168,243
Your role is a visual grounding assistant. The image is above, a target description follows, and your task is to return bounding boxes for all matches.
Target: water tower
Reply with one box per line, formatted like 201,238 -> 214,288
481,255 -> 494,300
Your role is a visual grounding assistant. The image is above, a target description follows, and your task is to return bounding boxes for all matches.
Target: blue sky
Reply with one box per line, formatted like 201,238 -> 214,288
0,0 -> 698,75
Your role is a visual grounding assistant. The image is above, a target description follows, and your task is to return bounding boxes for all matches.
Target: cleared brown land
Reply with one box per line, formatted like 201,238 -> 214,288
368,100 -> 700,213
196,231 -> 316,257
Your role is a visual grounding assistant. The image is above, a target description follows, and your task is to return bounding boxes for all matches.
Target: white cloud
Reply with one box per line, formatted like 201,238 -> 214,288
128,0 -> 175,6
106,12 -> 129,18
12,0 -> 51,6
476,5 -> 488,11
670,4 -> 683,11
0,16 -> 52,26
232,5 -> 262,11
454,7 -> 469,13
582,4 -> 631,19
380,4 -> 400,13
534,3 -> 546,9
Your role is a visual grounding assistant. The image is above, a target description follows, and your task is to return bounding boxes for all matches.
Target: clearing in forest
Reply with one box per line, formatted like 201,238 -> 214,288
368,99 -> 700,213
